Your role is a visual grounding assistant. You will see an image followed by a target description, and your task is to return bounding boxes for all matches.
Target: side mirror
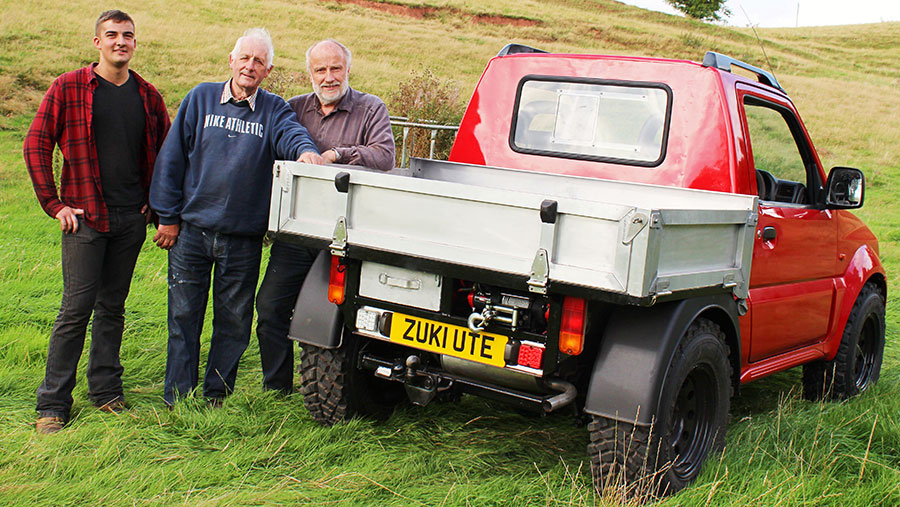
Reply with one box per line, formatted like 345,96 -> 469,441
825,167 -> 865,209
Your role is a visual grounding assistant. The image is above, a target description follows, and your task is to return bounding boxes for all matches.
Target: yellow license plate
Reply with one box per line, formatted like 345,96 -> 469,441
389,313 -> 509,368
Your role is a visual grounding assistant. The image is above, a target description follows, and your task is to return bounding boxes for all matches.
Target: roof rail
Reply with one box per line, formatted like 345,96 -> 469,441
497,43 -> 548,57
702,51 -> 784,92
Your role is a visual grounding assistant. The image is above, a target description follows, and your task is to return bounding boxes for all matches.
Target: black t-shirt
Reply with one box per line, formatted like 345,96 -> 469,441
92,72 -> 146,208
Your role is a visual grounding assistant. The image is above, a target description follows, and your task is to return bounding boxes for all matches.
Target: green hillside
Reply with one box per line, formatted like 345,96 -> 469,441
1,0 -> 898,505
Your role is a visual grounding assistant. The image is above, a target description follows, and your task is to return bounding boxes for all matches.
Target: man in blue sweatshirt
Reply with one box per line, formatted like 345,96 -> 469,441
150,28 -> 322,406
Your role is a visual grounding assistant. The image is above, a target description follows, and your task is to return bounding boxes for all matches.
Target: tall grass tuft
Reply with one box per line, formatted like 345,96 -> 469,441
388,67 -> 464,164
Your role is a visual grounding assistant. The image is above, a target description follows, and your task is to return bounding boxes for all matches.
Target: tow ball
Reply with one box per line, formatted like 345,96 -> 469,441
376,355 -> 450,406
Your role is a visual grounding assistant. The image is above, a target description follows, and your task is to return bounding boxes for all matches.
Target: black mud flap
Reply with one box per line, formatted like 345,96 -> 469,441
288,250 -> 343,349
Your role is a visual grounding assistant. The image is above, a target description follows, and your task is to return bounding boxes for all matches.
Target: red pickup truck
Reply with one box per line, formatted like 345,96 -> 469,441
269,46 -> 886,497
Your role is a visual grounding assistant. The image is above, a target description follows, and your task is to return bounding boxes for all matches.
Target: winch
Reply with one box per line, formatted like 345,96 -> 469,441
465,286 -> 547,334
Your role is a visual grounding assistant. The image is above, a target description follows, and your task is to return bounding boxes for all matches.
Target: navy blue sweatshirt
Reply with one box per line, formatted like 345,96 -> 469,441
150,82 -> 318,235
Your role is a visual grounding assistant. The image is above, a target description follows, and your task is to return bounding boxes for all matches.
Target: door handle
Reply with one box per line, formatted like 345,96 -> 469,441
762,226 -> 776,241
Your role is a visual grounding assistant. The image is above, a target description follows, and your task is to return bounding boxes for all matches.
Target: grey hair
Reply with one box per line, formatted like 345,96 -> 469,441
232,27 -> 274,69
305,39 -> 352,72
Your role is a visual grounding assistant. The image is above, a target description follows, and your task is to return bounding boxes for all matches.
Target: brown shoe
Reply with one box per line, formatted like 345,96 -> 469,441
36,416 -> 65,434
96,399 -> 126,414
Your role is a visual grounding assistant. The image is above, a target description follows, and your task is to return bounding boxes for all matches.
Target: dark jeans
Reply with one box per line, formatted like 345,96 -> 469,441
256,240 -> 317,393
36,207 -> 147,420
164,222 -> 262,405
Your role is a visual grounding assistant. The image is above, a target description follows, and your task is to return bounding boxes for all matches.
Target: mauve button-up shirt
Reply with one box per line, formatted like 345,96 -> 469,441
288,87 -> 395,171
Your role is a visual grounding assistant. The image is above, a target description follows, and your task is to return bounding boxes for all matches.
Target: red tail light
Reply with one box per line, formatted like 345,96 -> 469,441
517,342 -> 544,369
327,255 -> 346,305
559,296 -> 586,355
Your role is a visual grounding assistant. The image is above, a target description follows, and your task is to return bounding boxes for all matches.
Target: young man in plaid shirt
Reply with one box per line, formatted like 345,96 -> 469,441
24,10 -> 170,433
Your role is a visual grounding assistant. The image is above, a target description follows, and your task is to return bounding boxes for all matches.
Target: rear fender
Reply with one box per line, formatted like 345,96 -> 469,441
583,294 -> 739,426
288,250 -> 343,348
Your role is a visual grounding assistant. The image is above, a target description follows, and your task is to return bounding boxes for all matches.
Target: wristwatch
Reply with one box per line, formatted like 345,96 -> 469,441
330,147 -> 340,163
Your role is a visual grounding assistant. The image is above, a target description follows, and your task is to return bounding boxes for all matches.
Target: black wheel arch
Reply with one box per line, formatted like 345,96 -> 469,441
583,293 -> 740,426
823,273 -> 887,361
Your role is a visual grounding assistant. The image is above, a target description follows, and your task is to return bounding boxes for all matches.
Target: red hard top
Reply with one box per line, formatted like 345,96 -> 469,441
448,52 -> 768,193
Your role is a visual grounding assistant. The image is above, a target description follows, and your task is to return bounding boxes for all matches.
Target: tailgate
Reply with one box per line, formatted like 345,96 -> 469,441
269,160 -> 757,302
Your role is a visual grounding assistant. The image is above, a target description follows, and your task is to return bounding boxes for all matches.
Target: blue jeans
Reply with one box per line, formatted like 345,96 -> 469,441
255,240 -> 318,393
36,207 -> 147,420
164,222 -> 262,405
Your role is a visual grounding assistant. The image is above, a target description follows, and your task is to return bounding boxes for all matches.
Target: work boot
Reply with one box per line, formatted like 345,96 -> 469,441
36,416 -> 65,434
96,398 -> 126,414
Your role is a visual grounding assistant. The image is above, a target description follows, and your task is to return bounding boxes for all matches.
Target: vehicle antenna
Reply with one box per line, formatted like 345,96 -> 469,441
740,5 -> 778,83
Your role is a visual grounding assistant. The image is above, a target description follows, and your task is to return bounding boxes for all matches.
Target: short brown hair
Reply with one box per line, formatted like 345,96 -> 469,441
95,10 -> 134,35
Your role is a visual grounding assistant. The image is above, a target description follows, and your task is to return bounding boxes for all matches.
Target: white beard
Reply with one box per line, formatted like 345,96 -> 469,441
314,79 -> 349,106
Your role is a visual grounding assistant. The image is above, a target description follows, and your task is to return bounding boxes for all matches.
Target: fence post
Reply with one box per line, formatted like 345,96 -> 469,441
401,126 -> 410,168
390,117 -> 460,168
429,129 -> 437,160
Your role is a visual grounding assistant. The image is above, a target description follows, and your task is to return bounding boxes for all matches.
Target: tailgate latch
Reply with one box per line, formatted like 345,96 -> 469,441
527,248 -> 549,294
528,200 -> 557,295
623,211 -> 650,244
329,216 -> 348,257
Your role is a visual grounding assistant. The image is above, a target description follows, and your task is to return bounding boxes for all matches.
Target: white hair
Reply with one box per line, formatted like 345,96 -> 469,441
305,39 -> 352,72
232,27 -> 274,69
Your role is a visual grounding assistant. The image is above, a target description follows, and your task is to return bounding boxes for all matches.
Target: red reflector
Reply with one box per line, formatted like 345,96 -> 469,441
327,255 -> 346,305
517,343 -> 543,369
467,292 -> 474,308
559,296 -> 586,355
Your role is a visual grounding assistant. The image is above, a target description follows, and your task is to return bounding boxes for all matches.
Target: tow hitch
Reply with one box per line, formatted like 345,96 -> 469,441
373,354 -> 452,406
363,352 -> 576,412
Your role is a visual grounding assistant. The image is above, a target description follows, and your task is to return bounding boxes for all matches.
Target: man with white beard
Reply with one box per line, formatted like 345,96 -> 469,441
290,39 -> 394,168
255,38 -> 395,394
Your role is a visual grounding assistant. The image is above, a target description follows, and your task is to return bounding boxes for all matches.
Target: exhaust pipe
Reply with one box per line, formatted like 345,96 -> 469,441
541,378 -> 577,413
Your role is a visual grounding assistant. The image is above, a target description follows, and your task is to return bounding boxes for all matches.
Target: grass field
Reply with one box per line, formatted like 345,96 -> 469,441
1,0 -> 899,505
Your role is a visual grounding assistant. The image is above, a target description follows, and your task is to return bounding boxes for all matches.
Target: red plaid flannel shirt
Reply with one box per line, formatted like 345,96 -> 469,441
23,63 -> 171,232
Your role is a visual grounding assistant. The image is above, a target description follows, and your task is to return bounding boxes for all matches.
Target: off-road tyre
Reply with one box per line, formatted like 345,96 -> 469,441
299,329 -> 404,426
588,417 -> 656,501
587,318 -> 732,499
802,283 -> 885,401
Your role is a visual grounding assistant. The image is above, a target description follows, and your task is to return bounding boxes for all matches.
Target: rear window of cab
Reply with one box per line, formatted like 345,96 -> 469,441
510,76 -> 672,167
